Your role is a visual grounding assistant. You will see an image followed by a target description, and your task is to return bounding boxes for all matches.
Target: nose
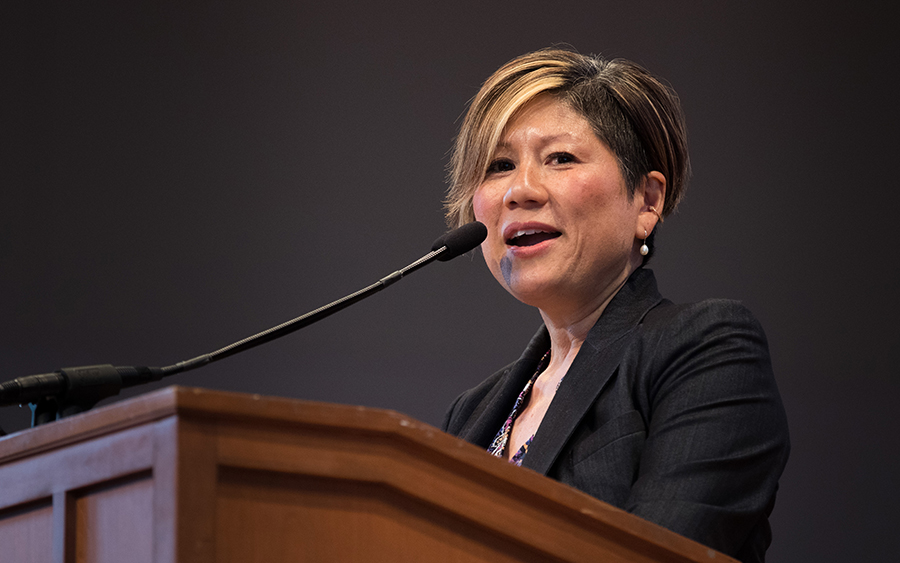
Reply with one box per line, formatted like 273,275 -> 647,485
502,161 -> 548,209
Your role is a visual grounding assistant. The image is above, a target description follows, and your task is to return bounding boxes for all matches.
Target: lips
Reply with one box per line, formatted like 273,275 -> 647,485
504,225 -> 562,247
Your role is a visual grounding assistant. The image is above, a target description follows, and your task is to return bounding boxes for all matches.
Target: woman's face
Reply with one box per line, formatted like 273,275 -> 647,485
472,94 -> 648,319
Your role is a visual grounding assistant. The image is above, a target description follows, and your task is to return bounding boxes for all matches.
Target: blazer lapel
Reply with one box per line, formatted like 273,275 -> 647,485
522,268 -> 664,475
457,327 -> 550,448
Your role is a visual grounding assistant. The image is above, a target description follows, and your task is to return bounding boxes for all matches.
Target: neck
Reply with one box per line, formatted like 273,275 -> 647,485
538,267 -> 634,372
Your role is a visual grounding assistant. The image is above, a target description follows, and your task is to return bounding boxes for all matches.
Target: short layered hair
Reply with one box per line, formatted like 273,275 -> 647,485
445,48 -> 690,229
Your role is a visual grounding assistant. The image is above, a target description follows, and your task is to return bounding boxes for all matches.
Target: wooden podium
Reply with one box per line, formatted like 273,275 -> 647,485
0,386 -> 736,562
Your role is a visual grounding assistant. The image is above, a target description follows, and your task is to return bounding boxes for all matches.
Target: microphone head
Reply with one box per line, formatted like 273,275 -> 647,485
431,221 -> 487,261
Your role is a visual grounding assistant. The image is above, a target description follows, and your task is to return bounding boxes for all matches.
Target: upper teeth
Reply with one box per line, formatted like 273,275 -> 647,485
514,229 -> 545,237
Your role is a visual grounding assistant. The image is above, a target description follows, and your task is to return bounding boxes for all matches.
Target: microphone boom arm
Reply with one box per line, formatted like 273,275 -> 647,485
0,222 -> 486,426
168,245 -> 447,374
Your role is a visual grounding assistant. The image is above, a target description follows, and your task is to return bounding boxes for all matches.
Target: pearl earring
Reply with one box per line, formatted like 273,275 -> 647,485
640,229 -> 649,256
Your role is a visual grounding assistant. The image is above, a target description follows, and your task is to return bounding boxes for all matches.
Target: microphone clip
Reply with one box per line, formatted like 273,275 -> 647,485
28,365 -> 123,426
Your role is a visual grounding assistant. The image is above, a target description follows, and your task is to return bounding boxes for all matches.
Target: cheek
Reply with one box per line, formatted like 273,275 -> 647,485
472,180 -> 508,223
472,190 -> 502,254
472,189 -> 489,222
472,190 -> 506,281
569,175 -> 618,208
570,179 -> 633,224
472,190 -> 502,255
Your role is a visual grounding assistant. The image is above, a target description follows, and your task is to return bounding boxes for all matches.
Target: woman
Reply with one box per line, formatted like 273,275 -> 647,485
441,48 -> 789,563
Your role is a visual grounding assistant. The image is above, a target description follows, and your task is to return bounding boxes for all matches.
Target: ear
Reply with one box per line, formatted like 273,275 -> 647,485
635,171 -> 666,239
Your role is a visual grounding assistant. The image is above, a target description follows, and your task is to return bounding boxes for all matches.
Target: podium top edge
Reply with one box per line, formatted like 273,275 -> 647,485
0,385 -> 436,460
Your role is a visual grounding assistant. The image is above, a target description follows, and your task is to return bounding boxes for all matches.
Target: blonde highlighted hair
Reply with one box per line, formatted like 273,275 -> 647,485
445,48 -> 690,228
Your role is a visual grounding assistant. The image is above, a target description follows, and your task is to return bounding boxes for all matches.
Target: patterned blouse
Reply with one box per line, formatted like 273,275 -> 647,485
487,351 -> 553,466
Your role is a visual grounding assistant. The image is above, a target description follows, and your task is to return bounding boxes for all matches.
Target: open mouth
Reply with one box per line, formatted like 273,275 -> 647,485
506,229 -> 562,247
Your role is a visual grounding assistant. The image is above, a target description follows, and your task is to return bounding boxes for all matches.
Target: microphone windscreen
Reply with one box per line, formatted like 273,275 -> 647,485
431,221 -> 487,261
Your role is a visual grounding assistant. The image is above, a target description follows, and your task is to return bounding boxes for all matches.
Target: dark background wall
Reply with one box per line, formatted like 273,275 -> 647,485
3,1 -> 898,560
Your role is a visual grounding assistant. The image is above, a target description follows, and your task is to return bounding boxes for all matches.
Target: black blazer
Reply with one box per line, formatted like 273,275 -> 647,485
442,268 -> 789,563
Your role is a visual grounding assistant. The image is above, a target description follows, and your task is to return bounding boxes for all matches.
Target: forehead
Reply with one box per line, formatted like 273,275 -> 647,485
495,94 -> 598,150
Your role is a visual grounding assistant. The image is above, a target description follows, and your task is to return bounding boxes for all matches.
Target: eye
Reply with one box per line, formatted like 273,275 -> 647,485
549,152 -> 576,165
486,158 -> 515,174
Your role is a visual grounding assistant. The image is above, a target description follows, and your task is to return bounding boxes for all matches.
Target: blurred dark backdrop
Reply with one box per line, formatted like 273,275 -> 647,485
3,1 -> 898,560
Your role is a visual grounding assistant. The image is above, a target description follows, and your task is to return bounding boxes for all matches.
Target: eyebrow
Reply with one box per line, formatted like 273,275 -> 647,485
495,132 -> 577,149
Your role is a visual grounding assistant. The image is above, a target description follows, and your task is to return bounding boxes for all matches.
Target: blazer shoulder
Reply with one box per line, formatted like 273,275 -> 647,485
643,298 -> 767,338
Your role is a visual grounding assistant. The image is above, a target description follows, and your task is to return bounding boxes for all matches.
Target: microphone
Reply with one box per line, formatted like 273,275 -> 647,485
431,221 -> 487,261
0,222 -> 487,421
